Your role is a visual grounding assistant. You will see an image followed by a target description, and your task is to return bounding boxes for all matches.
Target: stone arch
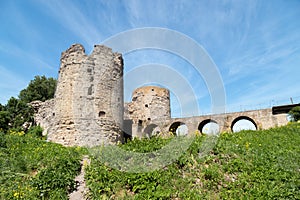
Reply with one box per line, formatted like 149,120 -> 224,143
169,121 -> 188,136
198,119 -> 220,134
144,124 -> 161,137
231,116 -> 257,132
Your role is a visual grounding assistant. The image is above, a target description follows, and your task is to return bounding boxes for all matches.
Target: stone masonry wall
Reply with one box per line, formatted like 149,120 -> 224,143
31,44 -> 289,145
46,44 -> 123,147
126,86 -> 171,137
30,99 -> 55,136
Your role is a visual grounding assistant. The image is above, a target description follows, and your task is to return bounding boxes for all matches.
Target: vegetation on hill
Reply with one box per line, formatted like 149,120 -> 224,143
1,75 -> 299,199
85,123 -> 300,199
0,123 -> 299,199
0,132 -> 83,199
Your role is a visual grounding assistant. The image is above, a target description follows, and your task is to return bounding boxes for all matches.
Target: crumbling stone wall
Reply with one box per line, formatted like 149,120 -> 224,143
126,86 -> 171,137
31,44 -> 289,145
43,44 -> 123,147
30,99 -> 55,136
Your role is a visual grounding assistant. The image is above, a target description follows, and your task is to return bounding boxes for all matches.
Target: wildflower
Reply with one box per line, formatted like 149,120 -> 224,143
83,159 -> 88,167
75,146 -> 81,151
245,142 -> 250,150
194,130 -> 201,136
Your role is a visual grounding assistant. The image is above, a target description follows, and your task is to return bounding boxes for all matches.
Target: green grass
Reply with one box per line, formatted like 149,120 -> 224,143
0,133 -> 83,199
85,123 -> 300,199
1,123 -> 299,199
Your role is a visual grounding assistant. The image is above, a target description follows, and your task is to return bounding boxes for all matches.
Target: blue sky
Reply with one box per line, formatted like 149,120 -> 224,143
1,0 -> 300,117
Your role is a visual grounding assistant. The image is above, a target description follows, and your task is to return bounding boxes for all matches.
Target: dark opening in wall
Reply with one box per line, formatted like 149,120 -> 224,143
99,111 -> 106,117
144,124 -> 160,137
151,88 -> 154,91
132,97 -> 137,101
53,113 -> 55,116
148,118 -> 151,121
88,85 -> 93,95
145,104 -> 148,107
138,119 -> 143,132
123,120 -> 133,142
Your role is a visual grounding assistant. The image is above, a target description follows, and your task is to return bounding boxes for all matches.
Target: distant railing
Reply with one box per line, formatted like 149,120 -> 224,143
171,96 -> 300,118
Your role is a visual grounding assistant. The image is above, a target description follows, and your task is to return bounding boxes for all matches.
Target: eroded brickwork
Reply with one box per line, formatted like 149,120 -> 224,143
126,86 -> 171,137
43,44 -> 123,147
31,44 -> 289,146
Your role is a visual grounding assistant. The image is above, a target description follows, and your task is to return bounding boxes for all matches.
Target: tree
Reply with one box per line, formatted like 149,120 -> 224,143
0,110 -> 10,131
5,97 -> 34,130
288,106 -> 300,122
0,75 -> 56,132
19,75 -> 57,103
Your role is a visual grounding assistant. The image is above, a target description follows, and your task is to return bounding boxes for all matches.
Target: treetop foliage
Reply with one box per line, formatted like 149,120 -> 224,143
0,75 -> 56,133
19,75 -> 57,103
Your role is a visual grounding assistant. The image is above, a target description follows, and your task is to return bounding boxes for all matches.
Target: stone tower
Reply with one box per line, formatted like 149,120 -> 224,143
47,44 -> 123,146
125,86 -> 171,137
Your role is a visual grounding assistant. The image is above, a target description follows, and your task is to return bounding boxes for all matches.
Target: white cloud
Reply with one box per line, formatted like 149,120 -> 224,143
1,0 -> 300,114
37,0 -> 104,47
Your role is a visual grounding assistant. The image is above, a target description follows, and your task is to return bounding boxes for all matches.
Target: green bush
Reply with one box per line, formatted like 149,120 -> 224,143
0,97 -> 34,132
27,125 -> 44,139
289,106 -> 300,122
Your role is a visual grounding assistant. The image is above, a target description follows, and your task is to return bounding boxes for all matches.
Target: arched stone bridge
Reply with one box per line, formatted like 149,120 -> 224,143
126,108 -> 288,138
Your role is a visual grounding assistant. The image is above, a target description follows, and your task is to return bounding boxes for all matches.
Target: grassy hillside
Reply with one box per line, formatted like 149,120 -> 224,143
85,123 -> 300,199
0,133 -> 83,199
1,123 -> 299,199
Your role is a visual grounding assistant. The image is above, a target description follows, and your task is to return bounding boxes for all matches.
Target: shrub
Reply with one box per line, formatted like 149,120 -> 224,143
27,125 -> 44,139
289,106 -> 300,122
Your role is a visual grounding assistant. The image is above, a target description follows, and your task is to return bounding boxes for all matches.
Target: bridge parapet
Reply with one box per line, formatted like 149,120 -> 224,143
125,85 -> 289,138
153,108 -> 288,136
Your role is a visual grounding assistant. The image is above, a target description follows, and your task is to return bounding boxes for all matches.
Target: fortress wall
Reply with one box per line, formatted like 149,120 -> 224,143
47,44 -> 123,147
126,86 -> 171,137
31,44 -> 289,145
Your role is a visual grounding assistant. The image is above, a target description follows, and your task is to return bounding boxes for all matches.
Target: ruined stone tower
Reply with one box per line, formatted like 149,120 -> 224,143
47,44 -> 123,146
31,44 -> 290,144
125,86 -> 171,137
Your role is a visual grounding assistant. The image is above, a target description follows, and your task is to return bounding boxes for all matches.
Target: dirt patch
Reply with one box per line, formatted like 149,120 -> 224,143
69,155 -> 90,200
